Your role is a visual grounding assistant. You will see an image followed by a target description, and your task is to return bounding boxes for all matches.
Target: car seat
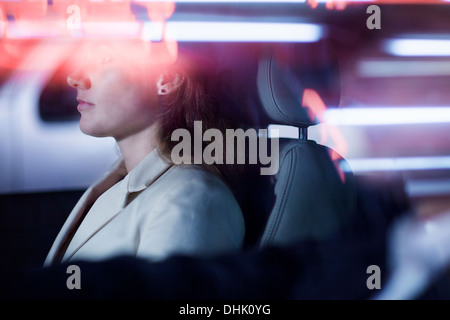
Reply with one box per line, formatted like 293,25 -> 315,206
255,45 -> 357,248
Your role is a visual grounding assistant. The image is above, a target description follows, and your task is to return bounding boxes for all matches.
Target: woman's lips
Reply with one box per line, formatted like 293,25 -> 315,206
77,98 -> 95,112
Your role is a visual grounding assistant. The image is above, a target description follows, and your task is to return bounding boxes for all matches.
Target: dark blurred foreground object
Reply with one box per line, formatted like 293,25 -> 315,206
1,225 -> 449,300
1,160 -> 449,299
1,229 -> 387,300
0,175 -> 427,300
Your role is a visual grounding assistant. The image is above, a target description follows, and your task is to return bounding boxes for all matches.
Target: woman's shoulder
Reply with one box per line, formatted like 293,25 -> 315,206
138,163 -> 244,226
165,163 -> 229,189
144,163 -> 238,208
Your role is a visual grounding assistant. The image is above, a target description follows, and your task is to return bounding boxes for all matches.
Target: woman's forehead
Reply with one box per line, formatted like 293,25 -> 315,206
74,39 -> 177,66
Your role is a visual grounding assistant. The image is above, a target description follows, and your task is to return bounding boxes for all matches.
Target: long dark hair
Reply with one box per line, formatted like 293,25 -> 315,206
153,48 -> 250,198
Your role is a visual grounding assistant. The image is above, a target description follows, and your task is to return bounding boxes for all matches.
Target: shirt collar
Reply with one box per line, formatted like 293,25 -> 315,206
126,149 -> 172,194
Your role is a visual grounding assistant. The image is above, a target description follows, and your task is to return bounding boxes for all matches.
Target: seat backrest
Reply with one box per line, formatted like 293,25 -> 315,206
256,46 -> 357,248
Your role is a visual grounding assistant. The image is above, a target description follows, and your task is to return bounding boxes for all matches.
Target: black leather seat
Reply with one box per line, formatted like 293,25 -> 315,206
255,46 -> 357,248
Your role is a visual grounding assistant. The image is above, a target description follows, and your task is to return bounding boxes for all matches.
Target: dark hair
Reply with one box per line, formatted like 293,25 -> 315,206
153,50 -> 249,197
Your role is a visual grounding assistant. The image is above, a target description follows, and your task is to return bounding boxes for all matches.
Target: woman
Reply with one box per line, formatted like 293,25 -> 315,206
44,40 -> 246,266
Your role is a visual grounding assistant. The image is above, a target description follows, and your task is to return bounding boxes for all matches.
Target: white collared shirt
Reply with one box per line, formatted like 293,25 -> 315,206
45,149 -> 245,265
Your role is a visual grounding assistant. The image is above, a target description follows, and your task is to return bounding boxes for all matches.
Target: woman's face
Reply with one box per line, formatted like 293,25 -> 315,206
67,40 -> 161,140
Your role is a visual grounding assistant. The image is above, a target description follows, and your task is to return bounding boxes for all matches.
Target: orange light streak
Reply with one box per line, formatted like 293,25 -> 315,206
302,88 -> 348,182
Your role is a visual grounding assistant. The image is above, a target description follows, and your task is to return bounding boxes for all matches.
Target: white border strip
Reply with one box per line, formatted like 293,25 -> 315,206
324,107 -> 450,126
384,39 -> 450,57
7,21 -> 323,43
347,156 -> 450,173
161,21 -> 323,42
406,179 -> 450,197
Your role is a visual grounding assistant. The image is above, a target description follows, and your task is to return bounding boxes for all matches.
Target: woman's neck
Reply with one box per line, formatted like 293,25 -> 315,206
116,126 -> 158,173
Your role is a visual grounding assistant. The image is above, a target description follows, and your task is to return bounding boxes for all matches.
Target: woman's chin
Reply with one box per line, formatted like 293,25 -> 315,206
79,122 -> 106,138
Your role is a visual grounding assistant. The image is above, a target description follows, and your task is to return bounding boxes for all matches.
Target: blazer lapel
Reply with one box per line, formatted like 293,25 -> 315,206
44,158 -> 127,266
61,174 -> 129,262
44,149 -> 173,266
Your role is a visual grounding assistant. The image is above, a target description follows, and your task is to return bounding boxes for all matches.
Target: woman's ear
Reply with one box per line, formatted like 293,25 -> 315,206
156,72 -> 184,96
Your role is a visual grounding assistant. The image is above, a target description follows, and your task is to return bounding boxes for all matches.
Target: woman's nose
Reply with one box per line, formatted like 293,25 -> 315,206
67,69 -> 91,90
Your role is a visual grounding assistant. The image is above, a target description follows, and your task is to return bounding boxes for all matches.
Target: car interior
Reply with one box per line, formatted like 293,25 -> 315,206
1,1 -> 450,300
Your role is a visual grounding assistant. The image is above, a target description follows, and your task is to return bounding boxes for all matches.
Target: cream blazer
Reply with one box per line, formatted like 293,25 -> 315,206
44,149 -> 245,266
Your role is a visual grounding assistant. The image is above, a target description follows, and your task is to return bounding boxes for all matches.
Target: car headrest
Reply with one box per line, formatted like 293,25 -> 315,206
257,48 -> 317,128
256,44 -> 341,128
